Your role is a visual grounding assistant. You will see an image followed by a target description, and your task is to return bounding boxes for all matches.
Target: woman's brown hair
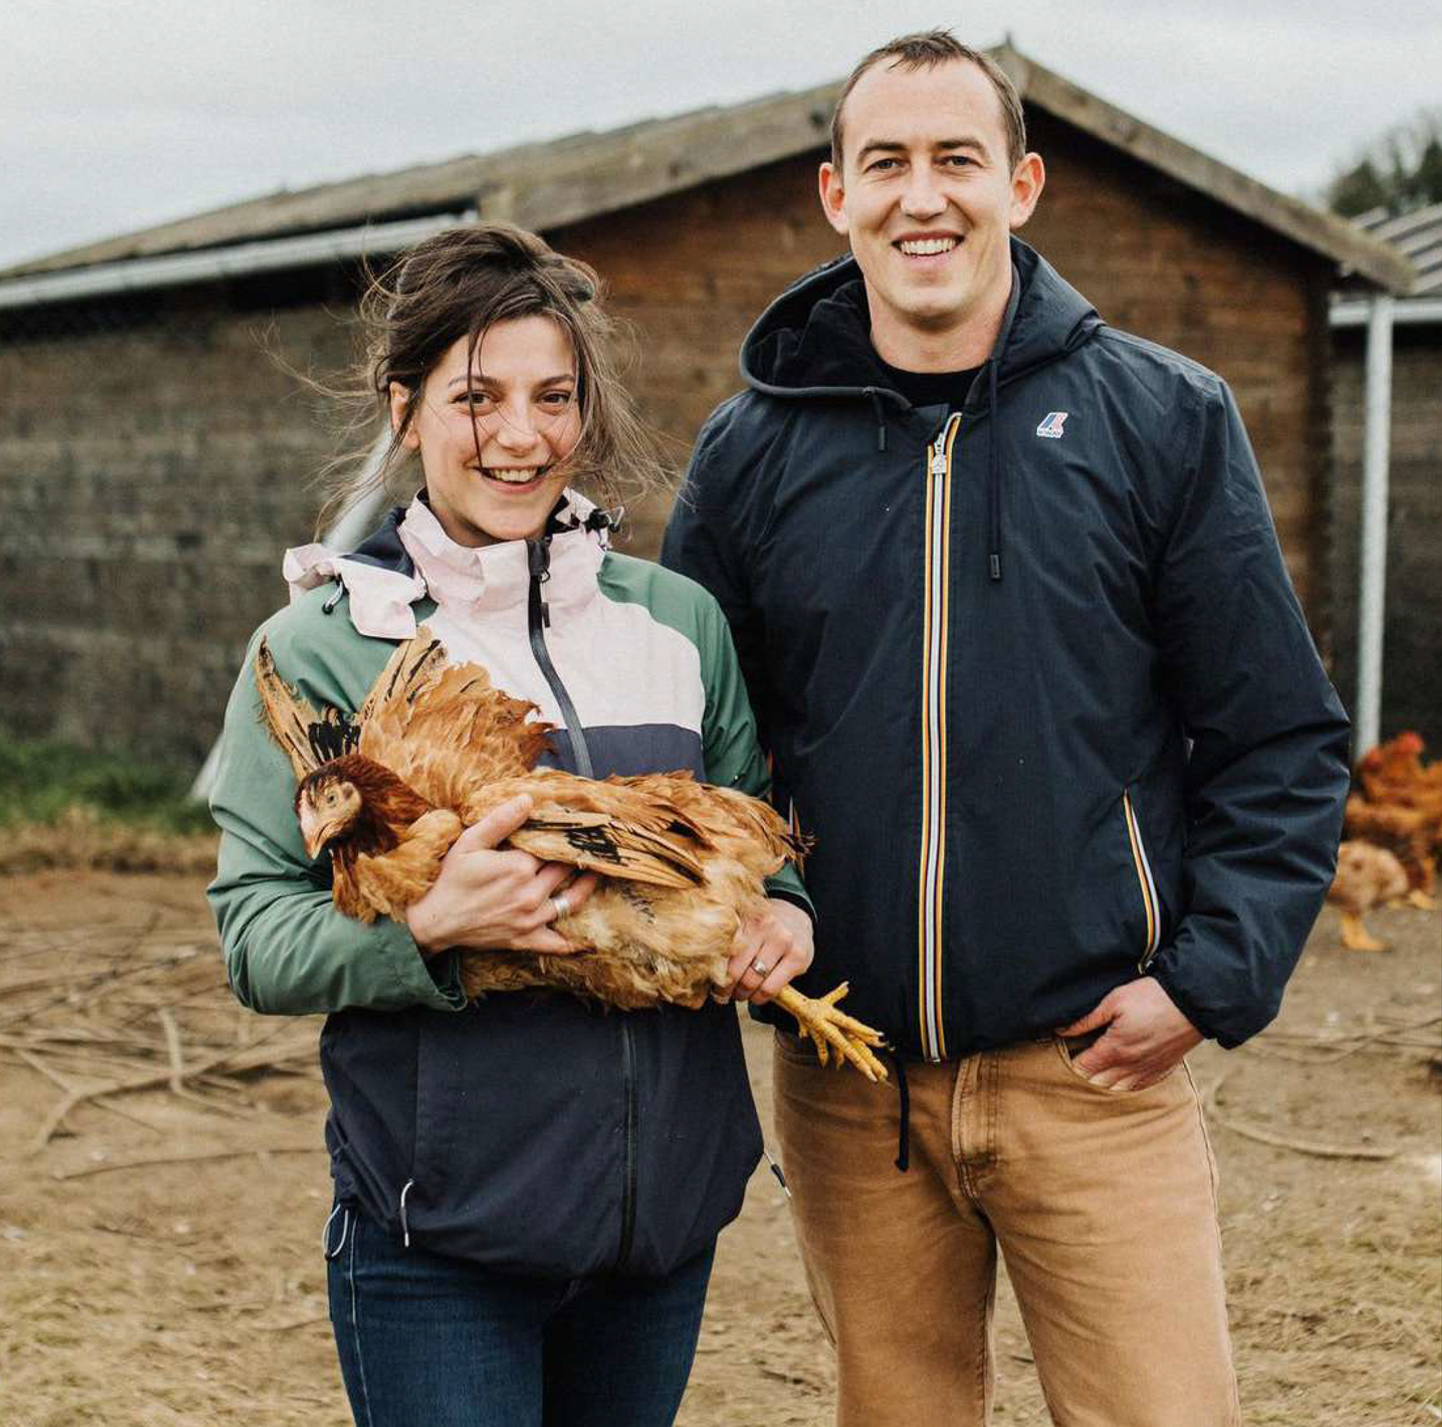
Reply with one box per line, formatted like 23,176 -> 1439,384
317,223 -> 668,535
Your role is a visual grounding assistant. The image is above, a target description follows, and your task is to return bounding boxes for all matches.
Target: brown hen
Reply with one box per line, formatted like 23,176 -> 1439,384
1343,732 -> 1442,910
1326,839 -> 1410,950
255,632 -> 888,1079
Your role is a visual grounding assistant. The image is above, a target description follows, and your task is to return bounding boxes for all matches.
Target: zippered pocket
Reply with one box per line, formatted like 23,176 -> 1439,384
1121,790 -> 1162,971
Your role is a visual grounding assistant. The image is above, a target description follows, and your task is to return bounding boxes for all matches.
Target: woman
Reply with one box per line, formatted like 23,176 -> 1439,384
206,224 -> 814,1427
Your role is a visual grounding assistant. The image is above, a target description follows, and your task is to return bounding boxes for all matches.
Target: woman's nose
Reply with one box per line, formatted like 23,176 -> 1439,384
492,405 -> 541,450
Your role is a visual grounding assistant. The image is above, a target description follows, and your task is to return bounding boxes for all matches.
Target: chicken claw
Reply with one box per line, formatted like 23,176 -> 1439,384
774,983 -> 889,1082
1339,909 -> 1388,952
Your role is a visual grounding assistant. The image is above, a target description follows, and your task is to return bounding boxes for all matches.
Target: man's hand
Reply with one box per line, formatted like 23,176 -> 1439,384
1056,977 -> 1203,1090
721,899 -> 814,1007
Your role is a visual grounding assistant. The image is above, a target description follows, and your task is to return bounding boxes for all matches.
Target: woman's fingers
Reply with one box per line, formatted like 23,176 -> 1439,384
725,900 -> 814,1005
461,794 -> 535,850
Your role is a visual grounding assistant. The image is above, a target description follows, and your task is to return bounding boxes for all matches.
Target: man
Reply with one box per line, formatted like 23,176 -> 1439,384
662,29 -> 1350,1427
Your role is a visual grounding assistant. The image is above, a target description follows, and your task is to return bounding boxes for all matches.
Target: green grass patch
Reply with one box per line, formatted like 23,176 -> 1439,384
0,733 -> 215,836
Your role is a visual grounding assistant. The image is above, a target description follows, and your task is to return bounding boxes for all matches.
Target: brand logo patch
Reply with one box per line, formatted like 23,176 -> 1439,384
1036,411 -> 1069,439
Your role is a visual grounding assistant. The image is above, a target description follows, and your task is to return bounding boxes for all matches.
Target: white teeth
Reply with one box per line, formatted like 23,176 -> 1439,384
484,467 -> 543,484
898,237 -> 959,256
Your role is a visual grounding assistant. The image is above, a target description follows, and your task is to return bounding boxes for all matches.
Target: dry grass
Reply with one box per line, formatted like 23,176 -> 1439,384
0,806 -> 219,877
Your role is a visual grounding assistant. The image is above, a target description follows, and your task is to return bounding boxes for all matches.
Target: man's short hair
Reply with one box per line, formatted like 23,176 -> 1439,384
830,30 -> 1027,174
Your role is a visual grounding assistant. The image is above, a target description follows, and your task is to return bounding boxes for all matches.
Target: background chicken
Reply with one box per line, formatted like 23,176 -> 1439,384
256,632 -> 887,1079
1341,731 -> 1442,912
1325,839 -> 1410,951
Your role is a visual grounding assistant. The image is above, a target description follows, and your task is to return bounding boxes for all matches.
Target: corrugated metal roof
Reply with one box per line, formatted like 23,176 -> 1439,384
1356,202 -> 1442,295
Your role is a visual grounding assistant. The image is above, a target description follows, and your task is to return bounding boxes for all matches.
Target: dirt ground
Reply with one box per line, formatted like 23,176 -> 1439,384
0,870 -> 1437,1427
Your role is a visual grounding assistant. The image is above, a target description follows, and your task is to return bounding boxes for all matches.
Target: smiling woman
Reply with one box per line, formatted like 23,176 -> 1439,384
206,222 -> 819,1427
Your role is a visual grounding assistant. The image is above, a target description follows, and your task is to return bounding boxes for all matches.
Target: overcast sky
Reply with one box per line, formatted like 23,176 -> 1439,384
2,0 -> 1437,271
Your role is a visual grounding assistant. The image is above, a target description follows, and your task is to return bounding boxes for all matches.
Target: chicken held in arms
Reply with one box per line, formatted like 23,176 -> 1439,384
255,629 -> 888,1080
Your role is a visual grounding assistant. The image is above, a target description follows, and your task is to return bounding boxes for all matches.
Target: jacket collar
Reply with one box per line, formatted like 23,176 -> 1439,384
282,489 -> 611,639
739,236 -> 1102,406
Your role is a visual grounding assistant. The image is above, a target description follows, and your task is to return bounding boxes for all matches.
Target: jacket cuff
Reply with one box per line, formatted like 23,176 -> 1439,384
1145,958 -> 1239,1049
382,920 -> 468,1011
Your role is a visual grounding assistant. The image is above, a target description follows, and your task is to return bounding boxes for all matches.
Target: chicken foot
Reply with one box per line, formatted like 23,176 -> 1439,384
774,983 -> 889,1082
1339,909 -> 1388,952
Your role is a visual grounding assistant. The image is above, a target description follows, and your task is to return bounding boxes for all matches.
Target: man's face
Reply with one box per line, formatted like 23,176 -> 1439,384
819,59 -> 1042,352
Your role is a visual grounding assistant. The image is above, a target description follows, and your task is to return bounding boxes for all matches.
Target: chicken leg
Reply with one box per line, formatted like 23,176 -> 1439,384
775,983 -> 889,1081
1339,909 -> 1387,952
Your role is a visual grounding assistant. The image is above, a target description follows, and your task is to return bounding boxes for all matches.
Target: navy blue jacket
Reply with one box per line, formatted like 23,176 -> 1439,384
663,239 -> 1350,1060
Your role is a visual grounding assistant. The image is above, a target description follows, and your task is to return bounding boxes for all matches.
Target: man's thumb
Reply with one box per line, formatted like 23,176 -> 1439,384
461,794 -> 534,850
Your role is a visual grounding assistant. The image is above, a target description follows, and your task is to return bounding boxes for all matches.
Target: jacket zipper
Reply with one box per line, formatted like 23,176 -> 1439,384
525,535 -> 635,1266
526,536 -> 594,778
1122,790 -> 1162,971
615,1019 -> 638,1271
917,413 -> 963,1062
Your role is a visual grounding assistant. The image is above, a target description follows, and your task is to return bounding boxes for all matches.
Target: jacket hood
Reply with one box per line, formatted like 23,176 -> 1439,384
740,236 -> 1102,405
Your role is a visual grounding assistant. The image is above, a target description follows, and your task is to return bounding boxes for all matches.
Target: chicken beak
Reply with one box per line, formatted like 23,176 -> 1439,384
299,807 -> 338,860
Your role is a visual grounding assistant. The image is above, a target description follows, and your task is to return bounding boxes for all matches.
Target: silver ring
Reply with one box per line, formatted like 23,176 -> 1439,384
550,892 -> 570,922
750,958 -> 770,976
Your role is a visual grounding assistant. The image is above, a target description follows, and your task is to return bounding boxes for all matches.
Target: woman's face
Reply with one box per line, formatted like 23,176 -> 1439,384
392,315 -> 582,548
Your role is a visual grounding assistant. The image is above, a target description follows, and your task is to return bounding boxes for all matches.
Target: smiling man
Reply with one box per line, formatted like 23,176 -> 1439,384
662,29 -> 1350,1427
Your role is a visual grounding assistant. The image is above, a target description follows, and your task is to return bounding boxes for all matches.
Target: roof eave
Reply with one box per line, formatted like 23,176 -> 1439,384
1,46 -> 1415,296
993,45 -> 1415,294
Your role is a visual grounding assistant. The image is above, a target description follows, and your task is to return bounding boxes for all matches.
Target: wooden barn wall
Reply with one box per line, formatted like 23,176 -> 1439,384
0,125 -> 1335,768
1329,326 -> 1442,747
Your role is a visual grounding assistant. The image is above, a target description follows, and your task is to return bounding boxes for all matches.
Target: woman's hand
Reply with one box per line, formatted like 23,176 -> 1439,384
405,795 -> 596,956
722,898 -> 814,1006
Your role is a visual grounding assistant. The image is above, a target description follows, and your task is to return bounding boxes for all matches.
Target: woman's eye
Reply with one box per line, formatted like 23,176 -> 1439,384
454,390 -> 494,407
541,391 -> 575,407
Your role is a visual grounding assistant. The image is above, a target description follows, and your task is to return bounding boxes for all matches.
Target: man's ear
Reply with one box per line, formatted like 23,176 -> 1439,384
818,162 -> 851,238
1008,153 -> 1046,231
389,381 -> 421,450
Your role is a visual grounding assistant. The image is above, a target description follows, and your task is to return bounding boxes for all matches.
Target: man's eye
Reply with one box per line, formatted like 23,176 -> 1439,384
867,158 -> 898,173
943,155 -> 976,168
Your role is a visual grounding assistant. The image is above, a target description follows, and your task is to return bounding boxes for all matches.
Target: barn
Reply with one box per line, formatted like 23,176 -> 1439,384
0,46 -> 1408,769
1330,203 -> 1442,747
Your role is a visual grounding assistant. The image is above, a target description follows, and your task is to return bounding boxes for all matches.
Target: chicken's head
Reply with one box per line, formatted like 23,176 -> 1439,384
297,771 -> 364,858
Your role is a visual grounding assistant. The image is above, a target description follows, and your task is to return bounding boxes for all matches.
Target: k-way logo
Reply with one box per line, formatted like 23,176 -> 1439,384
1035,411 -> 1069,439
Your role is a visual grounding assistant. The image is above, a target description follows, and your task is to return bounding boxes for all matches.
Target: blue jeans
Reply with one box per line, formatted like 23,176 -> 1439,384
325,1204 -> 715,1427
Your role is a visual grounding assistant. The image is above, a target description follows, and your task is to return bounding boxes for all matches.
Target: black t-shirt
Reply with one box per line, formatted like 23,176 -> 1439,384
876,359 -> 981,414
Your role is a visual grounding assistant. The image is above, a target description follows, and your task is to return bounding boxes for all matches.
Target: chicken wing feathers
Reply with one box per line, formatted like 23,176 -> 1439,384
357,630 -> 557,806
253,639 -> 358,780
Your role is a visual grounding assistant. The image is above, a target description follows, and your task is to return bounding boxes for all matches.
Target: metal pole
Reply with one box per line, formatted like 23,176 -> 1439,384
1355,293 -> 1394,756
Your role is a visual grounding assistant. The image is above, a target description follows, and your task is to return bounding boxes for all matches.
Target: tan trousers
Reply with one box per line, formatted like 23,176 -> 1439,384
772,1033 -> 1241,1427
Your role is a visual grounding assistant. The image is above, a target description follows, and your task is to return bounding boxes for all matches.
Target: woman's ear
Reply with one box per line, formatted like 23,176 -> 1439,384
389,381 -> 420,450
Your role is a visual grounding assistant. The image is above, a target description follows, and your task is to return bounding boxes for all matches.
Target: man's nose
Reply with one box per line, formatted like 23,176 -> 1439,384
899,171 -> 947,220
